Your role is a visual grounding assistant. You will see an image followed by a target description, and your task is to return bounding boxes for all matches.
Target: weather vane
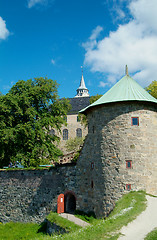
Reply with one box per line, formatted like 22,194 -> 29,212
81,66 -> 83,75
125,65 -> 129,76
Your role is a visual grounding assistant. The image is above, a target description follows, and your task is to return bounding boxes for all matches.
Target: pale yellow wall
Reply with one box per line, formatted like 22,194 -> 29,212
53,114 -> 88,154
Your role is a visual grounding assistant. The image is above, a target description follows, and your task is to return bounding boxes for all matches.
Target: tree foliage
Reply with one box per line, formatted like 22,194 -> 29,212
145,80 -> 157,99
65,137 -> 84,152
0,77 -> 71,167
90,94 -> 103,104
78,94 -> 103,127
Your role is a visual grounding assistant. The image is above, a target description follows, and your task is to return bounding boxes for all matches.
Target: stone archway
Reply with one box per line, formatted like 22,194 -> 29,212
64,191 -> 76,214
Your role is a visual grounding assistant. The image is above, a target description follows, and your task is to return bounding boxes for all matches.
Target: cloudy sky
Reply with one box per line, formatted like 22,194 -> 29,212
0,0 -> 157,97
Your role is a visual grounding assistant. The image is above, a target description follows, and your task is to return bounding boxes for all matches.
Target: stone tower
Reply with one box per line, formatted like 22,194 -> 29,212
77,69 -> 157,217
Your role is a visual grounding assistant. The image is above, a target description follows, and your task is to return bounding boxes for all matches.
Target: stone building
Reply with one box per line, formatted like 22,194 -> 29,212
1,68 -> 157,223
77,67 -> 157,217
55,72 -> 90,158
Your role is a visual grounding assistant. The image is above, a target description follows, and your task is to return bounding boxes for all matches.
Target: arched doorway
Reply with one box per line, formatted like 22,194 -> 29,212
64,191 -> 76,214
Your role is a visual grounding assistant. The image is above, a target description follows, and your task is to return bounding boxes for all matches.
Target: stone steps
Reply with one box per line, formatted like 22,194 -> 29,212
59,213 -> 90,227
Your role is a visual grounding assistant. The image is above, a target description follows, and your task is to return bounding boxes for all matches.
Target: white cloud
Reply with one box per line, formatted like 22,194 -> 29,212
3,81 -> 15,90
51,59 -> 55,65
99,81 -> 108,88
0,17 -> 10,40
83,0 -> 157,87
82,26 -> 103,51
89,26 -> 103,41
27,0 -> 49,8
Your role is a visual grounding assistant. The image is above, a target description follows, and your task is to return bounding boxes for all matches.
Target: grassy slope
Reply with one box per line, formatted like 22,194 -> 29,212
46,212 -> 81,232
145,228 -> 157,240
49,191 -> 146,240
0,191 -> 146,240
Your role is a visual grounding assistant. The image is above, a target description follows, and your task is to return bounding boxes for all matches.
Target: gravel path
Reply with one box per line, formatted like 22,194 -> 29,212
118,195 -> 157,240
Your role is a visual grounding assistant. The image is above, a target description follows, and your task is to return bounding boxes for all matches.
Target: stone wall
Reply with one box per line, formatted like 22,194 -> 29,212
0,164 -> 77,223
0,101 -> 156,222
76,102 -> 157,217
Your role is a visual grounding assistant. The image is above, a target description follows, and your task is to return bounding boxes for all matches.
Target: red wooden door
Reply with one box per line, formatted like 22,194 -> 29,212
57,194 -> 64,214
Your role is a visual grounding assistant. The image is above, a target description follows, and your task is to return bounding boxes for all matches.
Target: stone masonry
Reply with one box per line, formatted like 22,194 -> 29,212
76,101 -> 157,217
0,164 -> 77,223
0,102 -> 156,222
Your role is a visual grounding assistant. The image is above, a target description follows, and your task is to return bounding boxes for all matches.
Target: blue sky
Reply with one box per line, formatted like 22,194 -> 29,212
0,0 -> 157,98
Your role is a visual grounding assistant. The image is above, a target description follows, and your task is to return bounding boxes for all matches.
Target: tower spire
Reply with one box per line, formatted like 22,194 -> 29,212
125,65 -> 129,76
75,67 -> 90,98
81,65 -> 83,75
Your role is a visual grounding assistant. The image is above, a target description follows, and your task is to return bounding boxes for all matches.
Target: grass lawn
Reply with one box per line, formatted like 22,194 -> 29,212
0,222 -> 49,240
0,191 -> 147,240
145,228 -> 157,240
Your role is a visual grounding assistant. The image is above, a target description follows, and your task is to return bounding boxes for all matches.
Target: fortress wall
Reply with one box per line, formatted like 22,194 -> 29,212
0,102 -> 156,222
76,102 -> 157,217
0,165 -> 76,223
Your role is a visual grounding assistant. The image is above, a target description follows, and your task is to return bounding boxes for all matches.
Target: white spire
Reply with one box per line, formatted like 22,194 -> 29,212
78,74 -> 87,89
75,67 -> 89,97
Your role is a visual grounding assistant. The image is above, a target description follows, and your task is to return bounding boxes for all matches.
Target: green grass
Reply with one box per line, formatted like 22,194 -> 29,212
0,191 -> 147,240
145,228 -> 157,240
49,191 -> 147,240
0,222 -> 49,240
74,210 -> 96,224
46,212 -> 81,232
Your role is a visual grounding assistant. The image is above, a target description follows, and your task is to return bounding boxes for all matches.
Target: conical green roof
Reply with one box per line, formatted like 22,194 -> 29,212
80,74 -> 157,114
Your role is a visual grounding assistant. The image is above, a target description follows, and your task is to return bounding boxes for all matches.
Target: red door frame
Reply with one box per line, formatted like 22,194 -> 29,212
57,194 -> 64,214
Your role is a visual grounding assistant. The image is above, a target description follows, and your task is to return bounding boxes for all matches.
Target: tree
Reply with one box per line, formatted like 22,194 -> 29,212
145,80 -> 157,99
65,137 -> 84,152
0,77 -> 71,167
90,94 -> 103,104
78,94 -> 103,127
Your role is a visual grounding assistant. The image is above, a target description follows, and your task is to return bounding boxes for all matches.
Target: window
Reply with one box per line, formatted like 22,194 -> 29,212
131,117 -> 139,126
77,115 -> 80,122
126,184 -> 131,191
91,180 -> 94,188
76,128 -> 82,138
92,126 -> 95,133
64,116 -> 67,122
49,129 -> 55,136
126,160 -> 132,169
63,129 -> 68,140
91,162 -> 94,169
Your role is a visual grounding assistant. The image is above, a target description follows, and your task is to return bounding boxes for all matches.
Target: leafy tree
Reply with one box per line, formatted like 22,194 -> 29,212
78,94 -> 103,127
65,137 -> 84,152
145,80 -> 157,99
0,77 -> 71,167
77,113 -> 88,127
90,94 -> 103,104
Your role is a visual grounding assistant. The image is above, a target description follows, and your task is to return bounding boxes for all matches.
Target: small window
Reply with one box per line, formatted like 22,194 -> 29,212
126,160 -> 132,169
76,128 -> 82,138
49,129 -> 55,136
126,184 -> 131,191
91,180 -> 94,188
92,126 -> 95,133
91,162 -> 94,169
64,116 -> 67,122
63,129 -> 68,140
77,115 -> 80,122
131,117 -> 139,126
